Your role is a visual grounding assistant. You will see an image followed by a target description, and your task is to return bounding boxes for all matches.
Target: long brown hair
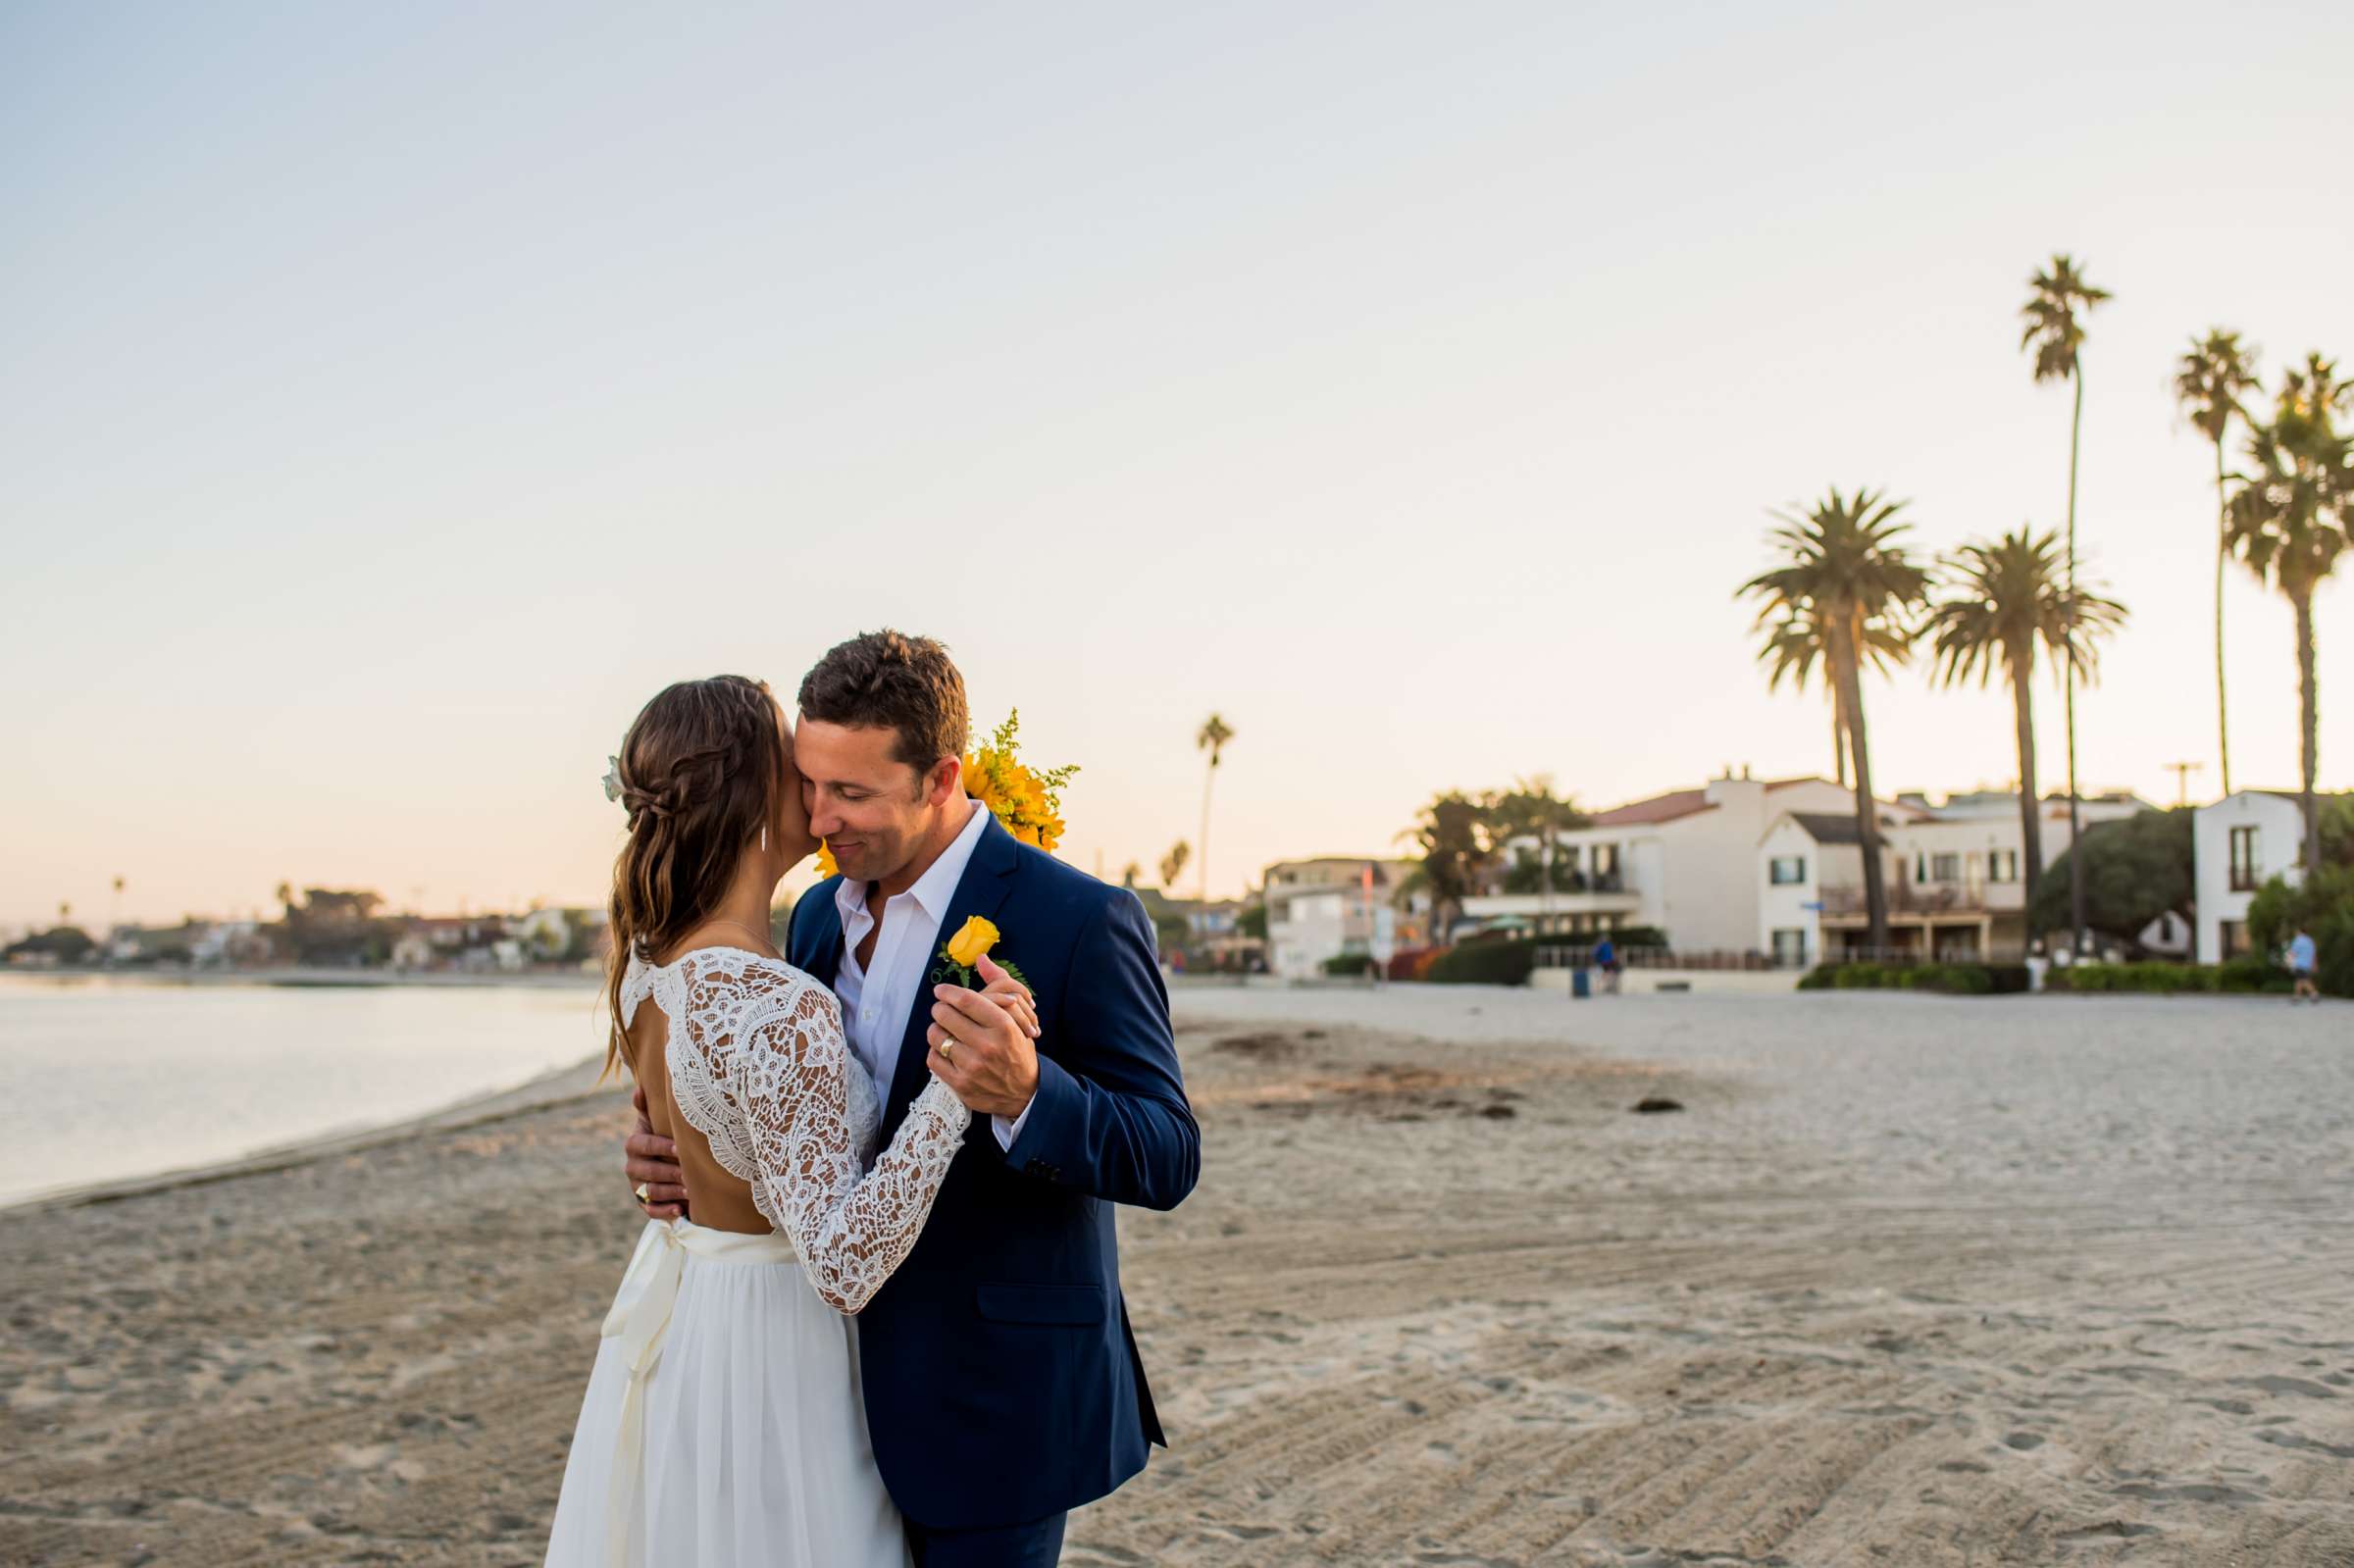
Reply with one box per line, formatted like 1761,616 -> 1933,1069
603,676 -> 789,1080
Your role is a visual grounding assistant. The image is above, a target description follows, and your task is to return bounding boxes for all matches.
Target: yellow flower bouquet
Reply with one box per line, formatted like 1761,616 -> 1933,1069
816,709 -> 1076,878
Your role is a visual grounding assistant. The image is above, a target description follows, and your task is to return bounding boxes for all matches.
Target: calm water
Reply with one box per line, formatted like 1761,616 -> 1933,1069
0,975 -> 609,1206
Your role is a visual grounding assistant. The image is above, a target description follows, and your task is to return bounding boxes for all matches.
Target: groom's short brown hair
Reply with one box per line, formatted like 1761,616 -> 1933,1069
797,631 -> 970,771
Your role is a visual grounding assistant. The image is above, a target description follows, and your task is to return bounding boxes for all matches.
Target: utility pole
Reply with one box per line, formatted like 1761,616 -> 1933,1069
2164,760 -> 2203,810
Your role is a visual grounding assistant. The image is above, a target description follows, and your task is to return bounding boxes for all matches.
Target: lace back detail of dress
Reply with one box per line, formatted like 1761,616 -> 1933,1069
628,946 -> 969,1314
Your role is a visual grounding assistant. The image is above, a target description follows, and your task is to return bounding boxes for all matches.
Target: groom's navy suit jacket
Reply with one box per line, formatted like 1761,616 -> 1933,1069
787,814 -> 1200,1531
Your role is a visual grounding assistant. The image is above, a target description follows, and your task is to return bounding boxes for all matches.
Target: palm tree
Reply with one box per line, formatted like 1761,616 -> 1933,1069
1195,714 -> 1234,907
1923,528 -> 2128,907
2021,252 -> 2111,953
2227,352 -> 2353,874
1489,776 -> 1581,927
2175,329 -> 2263,798
1741,486 -> 1930,952
1398,790 -> 1499,942
1158,840 -> 1191,893
1755,602 -> 1915,789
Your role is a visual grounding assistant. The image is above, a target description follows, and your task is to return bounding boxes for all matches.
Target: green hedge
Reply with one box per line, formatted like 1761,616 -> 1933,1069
1320,952 -> 1376,977
1797,961 -> 2028,994
1423,931 -> 1672,986
2045,958 -> 2291,995
1427,940 -> 1540,986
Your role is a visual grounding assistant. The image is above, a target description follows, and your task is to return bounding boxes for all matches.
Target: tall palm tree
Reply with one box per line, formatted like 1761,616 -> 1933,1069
1741,486 -> 1929,952
2227,352 -> 2353,874
1195,714 -> 1234,907
2175,329 -> 2263,797
2021,253 -> 2111,953
1755,602 -> 1915,788
1923,528 -> 2128,907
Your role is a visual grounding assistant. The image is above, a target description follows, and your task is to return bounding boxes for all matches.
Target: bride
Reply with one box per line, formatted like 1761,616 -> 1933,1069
544,675 -> 1036,1566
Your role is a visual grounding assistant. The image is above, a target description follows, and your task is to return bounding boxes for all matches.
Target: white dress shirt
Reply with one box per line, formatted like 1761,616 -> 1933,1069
832,799 -> 1032,1148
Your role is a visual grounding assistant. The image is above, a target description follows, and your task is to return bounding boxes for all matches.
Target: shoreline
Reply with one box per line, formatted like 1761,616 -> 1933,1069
0,1051 -> 615,1217
0,966 -> 603,990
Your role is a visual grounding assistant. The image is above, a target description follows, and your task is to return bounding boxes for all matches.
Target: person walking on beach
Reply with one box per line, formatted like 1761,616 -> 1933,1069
2287,926 -> 2320,1004
613,633 -> 1199,1567
1594,933 -> 1621,995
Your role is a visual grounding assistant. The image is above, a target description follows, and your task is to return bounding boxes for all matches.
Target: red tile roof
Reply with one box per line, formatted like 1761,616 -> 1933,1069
1587,776 -> 1829,827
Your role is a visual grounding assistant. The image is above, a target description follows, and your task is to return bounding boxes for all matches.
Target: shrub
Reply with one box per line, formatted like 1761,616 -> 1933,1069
1802,961 -> 2018,995
1320,953 -> 1375,978
1427,940 -> 1538,986
1384,945 -> 1435,982
2052,959 -> 2292,995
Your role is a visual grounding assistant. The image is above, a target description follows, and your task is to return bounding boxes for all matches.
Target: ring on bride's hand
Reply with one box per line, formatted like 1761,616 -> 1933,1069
634,1184 -> 651,1203
939,1039 -> 955,1061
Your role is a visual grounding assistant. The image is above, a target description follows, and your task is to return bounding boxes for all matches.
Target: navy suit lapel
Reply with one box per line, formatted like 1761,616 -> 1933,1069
882,815 -> 1022,1137
792,882 -> 844,989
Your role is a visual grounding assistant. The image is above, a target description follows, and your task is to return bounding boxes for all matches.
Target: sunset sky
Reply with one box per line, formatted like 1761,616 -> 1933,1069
5,1 -> 2350,930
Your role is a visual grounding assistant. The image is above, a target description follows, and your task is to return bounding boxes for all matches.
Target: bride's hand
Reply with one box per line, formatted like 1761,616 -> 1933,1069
979,961 -> 1041,1039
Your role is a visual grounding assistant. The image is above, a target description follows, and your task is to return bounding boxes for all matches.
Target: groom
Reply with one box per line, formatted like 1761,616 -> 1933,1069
624,630 -> 1200,1567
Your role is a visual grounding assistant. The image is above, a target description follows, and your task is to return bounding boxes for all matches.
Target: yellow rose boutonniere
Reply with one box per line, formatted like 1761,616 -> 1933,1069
946,915 -> 998,970
936,914 -> 1024,990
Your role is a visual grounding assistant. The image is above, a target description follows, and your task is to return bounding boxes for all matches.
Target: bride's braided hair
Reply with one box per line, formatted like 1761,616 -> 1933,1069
602,675 -> 789,1079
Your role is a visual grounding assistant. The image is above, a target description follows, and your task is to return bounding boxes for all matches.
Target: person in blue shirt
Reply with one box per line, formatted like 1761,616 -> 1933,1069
2286,928 -> 2319,1004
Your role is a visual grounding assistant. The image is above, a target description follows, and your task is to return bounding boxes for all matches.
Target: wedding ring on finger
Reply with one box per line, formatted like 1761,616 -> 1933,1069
940,1039 -> 955,1062
634,1184 -> 651,1203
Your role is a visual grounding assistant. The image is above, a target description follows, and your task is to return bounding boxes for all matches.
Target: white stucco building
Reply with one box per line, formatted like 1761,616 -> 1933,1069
1758,792 -> 2149,965
2192,790 -> 2308,961
1462,771 -> 1872,956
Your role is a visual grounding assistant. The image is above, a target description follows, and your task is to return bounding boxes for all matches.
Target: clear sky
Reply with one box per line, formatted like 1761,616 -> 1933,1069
4,1 -> 2350,930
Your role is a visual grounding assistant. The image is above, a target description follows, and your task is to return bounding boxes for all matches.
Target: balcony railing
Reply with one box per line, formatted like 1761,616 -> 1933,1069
1535,945 -> 1782,972
1817,883 -> 2012,917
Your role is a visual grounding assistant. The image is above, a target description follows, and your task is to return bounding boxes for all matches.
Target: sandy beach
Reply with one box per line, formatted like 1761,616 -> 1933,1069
4,985 -> 2350,1566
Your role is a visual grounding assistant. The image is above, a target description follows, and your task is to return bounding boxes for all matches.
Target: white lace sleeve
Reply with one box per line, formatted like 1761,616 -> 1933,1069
734,979 -> 972,1314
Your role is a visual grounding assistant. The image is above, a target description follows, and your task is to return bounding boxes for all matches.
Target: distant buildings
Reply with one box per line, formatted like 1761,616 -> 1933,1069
1262,858 -> 1426,979
1464,771 -> 1868,953
1760,791 -> 2148,965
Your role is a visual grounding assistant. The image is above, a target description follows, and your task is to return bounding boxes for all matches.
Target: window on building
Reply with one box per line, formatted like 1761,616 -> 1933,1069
2228,827 -> 2260,891
1768,855 -> 1807,885
1930,853 -> 1960,883
2221,919 -> 2250,958
1770,928 -> 1808,968
1987,849 -> 2019,884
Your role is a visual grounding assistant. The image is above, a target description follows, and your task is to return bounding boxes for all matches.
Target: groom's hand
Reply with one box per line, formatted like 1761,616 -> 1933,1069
624,1084 -> 689,1220
927,961 -> 1040,1119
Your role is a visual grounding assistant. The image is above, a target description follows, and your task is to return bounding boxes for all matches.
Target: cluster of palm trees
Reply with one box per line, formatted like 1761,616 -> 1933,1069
1744,253 -> 2349,954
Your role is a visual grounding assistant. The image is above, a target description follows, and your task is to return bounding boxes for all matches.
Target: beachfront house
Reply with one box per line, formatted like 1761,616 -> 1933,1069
1461,771 -> 1866,956
2192,790 -> 2308,961
1262,857 -> 1423,978
1759,791 -> 2148,964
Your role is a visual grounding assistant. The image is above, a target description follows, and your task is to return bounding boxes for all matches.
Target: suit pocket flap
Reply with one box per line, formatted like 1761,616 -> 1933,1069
974,1283 -> 1107,1326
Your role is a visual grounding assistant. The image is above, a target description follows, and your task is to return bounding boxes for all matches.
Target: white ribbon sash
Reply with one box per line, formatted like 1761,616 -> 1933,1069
599,1217 -> 798,1565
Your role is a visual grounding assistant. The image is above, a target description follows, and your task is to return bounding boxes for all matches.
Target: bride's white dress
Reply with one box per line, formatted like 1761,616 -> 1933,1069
545,946 -> 970,1567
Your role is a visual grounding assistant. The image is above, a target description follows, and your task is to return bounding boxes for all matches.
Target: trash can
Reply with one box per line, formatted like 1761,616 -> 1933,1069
1571,967 -> 1591,999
